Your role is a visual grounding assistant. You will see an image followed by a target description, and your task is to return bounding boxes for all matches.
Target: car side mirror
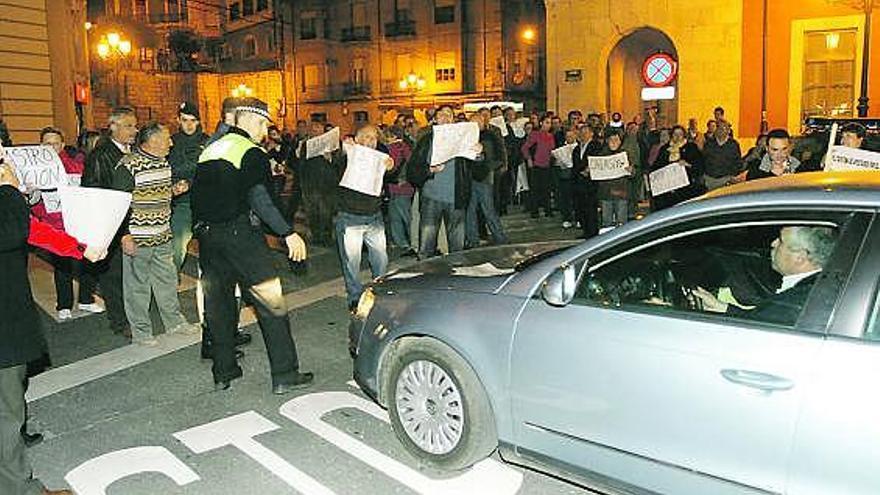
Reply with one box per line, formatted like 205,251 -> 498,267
542,264 -> 577,307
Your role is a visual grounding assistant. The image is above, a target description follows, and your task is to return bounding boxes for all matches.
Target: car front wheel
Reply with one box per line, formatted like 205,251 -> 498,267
387,338 -> 497,471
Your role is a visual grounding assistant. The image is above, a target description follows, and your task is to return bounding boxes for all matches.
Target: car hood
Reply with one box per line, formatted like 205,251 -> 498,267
377,241 -> 580,294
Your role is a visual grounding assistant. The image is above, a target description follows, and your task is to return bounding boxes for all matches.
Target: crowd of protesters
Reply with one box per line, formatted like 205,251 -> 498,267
0,95 -> 876,493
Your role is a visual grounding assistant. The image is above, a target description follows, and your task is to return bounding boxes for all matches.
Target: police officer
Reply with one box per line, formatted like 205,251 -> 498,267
191,98 -> 314,393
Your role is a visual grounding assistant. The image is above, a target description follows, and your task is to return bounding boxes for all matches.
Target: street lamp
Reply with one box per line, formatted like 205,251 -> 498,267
231,84 -> 254,98
521,26 -> 537,44
96,31 -> 133,106
398,71 -> 426,110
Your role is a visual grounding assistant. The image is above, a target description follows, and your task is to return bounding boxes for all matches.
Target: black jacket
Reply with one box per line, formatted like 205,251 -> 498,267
468,129 -> 506,183
572,139 -> 603,193
728,274 -> 819,327
0,185 -> 47,369
407,128 -> 472,210
82,136 -> 125,189
168,129 -> 208,203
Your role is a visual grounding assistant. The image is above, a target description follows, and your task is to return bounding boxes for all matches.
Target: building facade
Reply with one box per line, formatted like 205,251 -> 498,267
277,0 -> 546,129
0,0 -> 90,144
545,0 -> 880,142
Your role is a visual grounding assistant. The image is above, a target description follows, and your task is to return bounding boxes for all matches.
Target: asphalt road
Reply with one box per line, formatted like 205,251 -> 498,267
28,299 -> 590,495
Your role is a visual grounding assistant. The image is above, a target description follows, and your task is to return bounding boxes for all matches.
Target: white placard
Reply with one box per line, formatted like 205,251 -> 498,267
824,145 -> 880,171
59,185 -> 131,252
551,143 -> 577,169
510,117 -> 529,138
6,146 -> 71,214
649,162 -> 690,196
339,143 -> 391,197
489,116 -> 508,137
431,122 -> 480,166
588,152 -> 630,180
641,86 -> 676,101
305,127 -> 340,160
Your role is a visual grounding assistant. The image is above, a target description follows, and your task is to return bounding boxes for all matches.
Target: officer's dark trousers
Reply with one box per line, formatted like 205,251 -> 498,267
197,217 -> 301,386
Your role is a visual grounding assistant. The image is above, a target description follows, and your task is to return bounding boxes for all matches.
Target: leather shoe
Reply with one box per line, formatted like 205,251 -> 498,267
22,431 -> 43,448
272,372 -> 314,395
214,367 -> 243,392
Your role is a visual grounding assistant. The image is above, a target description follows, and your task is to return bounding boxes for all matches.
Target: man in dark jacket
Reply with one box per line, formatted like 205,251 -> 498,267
296,121 -> 340,246
702,122 -> 742,190
81,107 -> 138,337
0,161 -> 91,495
572,124 -> 603,239
693,226 -> 836,327
168,102 -> 208,271
465,114 -> 508,247
407,105 -> 478,258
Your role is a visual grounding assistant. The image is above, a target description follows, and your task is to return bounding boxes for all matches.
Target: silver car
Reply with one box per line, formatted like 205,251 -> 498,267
350,171 -> 880,495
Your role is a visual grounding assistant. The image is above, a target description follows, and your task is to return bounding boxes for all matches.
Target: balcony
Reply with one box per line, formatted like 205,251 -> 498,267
384,20 -> 416,38
344,82 -> 371,96
133,11 -> 187,25
340,26 -> 371,42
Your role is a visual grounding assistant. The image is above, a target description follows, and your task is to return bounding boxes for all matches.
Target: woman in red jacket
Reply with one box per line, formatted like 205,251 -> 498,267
31,127 -> 104,320
521,115 -> 556,218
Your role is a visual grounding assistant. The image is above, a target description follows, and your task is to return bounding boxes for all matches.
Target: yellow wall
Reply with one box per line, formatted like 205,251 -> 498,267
545,0 -> 743,130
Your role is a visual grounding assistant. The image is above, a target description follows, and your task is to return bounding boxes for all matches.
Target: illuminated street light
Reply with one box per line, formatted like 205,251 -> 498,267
119,40 -> 132,56
107,31 -> 121,48
97,42 -> 110,59
521,27 -> 537,43
85,21 -> 93,31
231,84 -> 253,97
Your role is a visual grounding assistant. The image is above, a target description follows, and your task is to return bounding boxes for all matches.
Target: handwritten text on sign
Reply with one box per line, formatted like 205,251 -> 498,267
6,145 -> 68,213
588,152 -> 630,180
5,145 -> 66,190
825,146 -> 880,171
649,162 -> 690,196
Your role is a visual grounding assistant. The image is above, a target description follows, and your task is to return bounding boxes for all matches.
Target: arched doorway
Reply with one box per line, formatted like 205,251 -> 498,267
606,27 -> 678,126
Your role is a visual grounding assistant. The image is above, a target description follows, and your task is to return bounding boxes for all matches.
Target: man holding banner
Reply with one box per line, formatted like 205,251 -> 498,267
332,125 -> 394,310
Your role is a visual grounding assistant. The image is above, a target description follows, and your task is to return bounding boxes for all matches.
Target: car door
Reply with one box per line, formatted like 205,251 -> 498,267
786,212 -> 880,495
509,214 -> 866,495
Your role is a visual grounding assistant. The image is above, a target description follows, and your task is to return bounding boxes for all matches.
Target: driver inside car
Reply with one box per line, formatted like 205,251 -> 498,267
692,226 -> 838,326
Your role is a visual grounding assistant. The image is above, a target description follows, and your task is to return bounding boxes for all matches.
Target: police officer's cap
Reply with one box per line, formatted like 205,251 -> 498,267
236,97 -> 272,123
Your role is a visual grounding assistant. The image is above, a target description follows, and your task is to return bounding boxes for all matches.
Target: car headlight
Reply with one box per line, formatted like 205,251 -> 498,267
354,288 -> 375,320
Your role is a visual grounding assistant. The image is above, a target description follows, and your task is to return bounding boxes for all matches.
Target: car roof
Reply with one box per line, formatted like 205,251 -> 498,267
699,171 -> 880,201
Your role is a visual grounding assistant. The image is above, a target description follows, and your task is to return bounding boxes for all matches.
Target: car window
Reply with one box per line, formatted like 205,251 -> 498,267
573,223 -> 842,329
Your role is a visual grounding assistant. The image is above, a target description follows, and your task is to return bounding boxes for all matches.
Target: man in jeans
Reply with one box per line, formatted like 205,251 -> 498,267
407,105 -> 480,259
465,114 -> 508,248
333,125 -> 394,310
112,123 -> 198,346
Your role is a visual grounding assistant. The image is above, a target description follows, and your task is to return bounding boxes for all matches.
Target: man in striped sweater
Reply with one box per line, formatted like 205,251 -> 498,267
111,122 -> 198,345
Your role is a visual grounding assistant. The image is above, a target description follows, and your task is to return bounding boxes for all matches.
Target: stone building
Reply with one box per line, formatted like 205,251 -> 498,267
277,0 -> 547,129
0,0 -> 90,144
85,0 -> 546,133
545,0 -> 880,142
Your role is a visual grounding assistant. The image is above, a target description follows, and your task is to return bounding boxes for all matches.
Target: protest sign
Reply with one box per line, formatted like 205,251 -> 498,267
510,117 -> 529,138
588,152 -> 630,180
431,122 -> 480,166
824,145 -> 880,171
58,186 -> 131,253
551,143 -> 577,169
305,127 -> 340,159
5,145 -> 69,213
649,162 -> 690,196
489,116 -> 508,137
339,143 -> 391,197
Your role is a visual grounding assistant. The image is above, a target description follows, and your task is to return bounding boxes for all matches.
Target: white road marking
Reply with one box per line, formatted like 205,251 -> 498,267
64,446 -> 200,495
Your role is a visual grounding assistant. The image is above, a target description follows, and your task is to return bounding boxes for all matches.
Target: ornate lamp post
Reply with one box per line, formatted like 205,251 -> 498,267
398,71 -> 426,110
856,0 -> 874,117
96,31 -> 132,106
